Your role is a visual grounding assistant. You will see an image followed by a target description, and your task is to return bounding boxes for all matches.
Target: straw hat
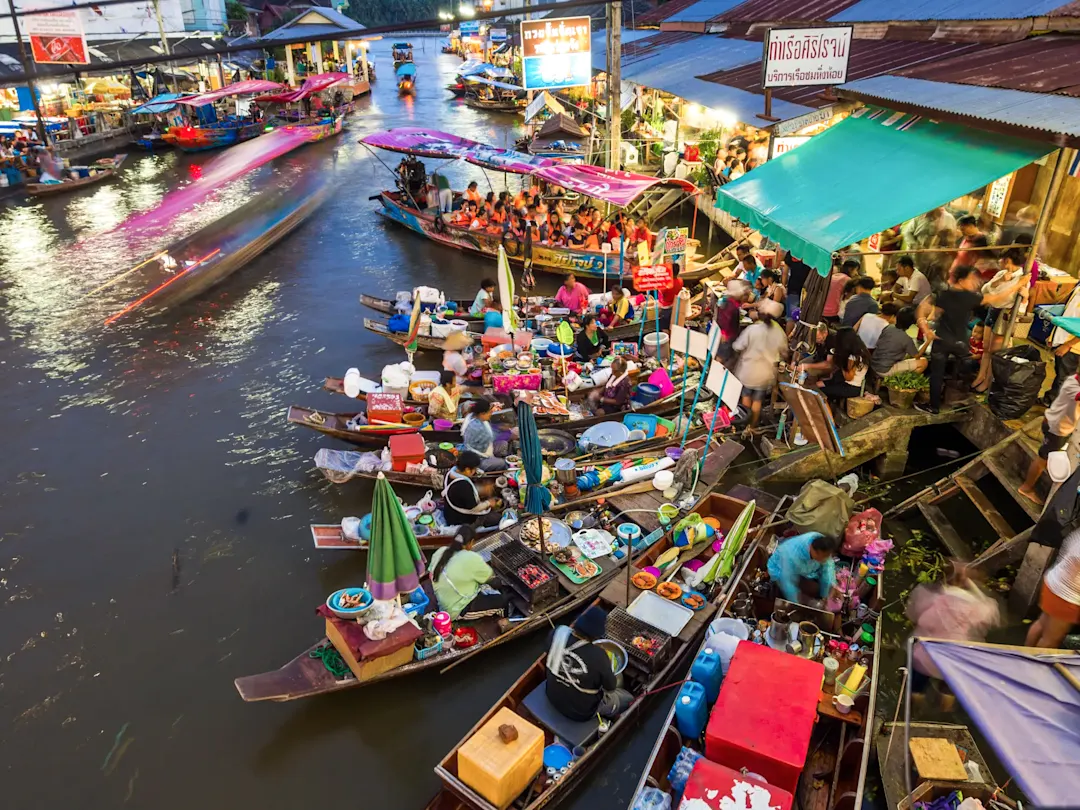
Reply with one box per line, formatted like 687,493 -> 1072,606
443,330 -> 473,350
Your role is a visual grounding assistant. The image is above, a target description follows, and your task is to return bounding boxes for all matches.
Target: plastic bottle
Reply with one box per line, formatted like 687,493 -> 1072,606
690,647 -> 724,703
674,681 -> 708,740
631,787 -> 672,810
667,746 -> 703,798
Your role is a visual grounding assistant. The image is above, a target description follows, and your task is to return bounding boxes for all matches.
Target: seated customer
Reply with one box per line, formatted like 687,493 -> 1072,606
430,526 -> 509,619
546,606 -> 633,721
767,532 -> 839,606
442,450 -> 503,528
818,327 -> 870,402
870,306 -> 928,378
841,277 -> 879,327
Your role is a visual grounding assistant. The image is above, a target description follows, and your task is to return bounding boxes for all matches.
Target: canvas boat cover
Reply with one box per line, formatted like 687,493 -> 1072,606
397,63 -> 417,78
921,639 -> 1080,808
716,107 -> 1050,275
129,93 -> 185,115
254,73 -> 349,104
535,113 -> 588,141
176,80 -> 282,107
530,164 -> 696,207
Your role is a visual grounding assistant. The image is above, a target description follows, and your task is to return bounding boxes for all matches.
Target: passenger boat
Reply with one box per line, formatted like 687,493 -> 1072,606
460,75 -> 526,112
26,153 -> 128,196
360,128 -> 697,281
397,62 -> 417,95
233,444 -> 746,703
360,292 -> 480,323
127,93 -> 184,150
255,73 -> 351,139
162,79 -> 283,152
103,175 -> 330,323
629,488 -> 883,810
392,42 -> 414,69
421,489 -> 773,810
448,63 -> 516,97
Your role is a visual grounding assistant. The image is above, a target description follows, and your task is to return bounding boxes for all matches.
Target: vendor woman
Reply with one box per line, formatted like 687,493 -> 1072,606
428,370 -> 461,422
767,532 -> 840,606
575,314 -> 610,361
442,330 -> 474,385
430,526 -> 509,620
461,399 -> 510,471
470,278 -> 496,316
589,357 -> 631,414
546,606 -> 633,721
442,450 -> 503,529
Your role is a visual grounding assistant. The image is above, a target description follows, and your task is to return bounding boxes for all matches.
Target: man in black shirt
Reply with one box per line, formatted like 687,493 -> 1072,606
783,254 -> 811,318
545,606 -> 632,721
918,265 -> 1028,413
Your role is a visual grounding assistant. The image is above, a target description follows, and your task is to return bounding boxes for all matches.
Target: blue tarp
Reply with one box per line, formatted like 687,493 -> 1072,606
396,63 -> 417,78
129,93 -> 185,115
463,75 -> 523,92
922,640 -> 1080,808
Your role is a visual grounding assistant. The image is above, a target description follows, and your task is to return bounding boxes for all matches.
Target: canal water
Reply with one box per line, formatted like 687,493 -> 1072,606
0,41 -> 673,809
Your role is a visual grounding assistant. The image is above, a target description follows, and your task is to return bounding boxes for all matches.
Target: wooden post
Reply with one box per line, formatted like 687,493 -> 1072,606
605,1 -> 622,171
314,42 -> 324,74
345,43 -> 354,78
286,45 -> 296,85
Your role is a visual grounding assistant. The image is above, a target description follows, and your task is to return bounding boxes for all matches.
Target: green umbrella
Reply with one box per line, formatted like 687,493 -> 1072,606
701,499 -> 756,584
367,472 -> 427,601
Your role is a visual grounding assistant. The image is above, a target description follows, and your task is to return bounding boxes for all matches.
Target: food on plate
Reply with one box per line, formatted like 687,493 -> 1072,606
631,571 -> 658,590
657,582 -> 682,600
338,592 -> 367,608
552,546 -> 577,565
572,558 -> 599,578
682,592 -> 706,610
520,518 -> 556,551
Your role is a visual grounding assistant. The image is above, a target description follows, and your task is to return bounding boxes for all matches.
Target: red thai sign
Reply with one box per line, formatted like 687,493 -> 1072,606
25,8 -> 88,65
633,263 -> 674,292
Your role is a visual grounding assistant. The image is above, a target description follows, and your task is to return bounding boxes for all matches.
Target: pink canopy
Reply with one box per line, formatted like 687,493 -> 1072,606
176,79 -> 283,106
531,164 -> 697,207
254,72 -> 350,104
360,127 -> 554,174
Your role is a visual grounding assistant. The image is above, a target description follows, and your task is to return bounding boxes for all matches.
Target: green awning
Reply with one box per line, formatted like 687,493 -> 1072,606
716,108 -> 1051,275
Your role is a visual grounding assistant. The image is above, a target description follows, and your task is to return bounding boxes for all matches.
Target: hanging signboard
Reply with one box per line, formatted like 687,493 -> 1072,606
25,6 -> 88,65
460,21 -> 480,36
633,263 -> 674,292
762,26 -> 852,89
489,27 -> 508,42
520,16 -> 592,91
664,227 -> 688,256
986,174 -> 1012,220
705,361 -> 744,412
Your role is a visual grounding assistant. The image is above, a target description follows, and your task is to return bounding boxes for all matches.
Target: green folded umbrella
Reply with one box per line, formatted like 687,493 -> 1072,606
367,472 -> 427,601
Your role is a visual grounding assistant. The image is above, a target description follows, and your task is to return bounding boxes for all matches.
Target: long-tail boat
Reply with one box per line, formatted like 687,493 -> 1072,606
26,154 -> 127,196
255,73 -> 352,141
420,487 -> 775,810
359,127 -> 698,281
460,76 -> 526,112
233,441 -> 745,703
162,79 -> 283,152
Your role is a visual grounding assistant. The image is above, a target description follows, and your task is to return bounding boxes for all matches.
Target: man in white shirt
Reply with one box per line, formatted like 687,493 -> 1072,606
854,302 -> 897,349
895,255 -> 931,307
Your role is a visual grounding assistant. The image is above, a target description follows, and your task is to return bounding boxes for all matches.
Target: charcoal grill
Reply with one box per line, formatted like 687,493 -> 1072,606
489,540 -> 560,608
605,606 -> 673,673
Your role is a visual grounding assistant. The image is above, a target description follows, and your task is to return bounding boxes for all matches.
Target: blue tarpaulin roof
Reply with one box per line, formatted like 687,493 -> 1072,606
464,76 -> 523,92
922,640 -> 1080,808
129,93 -> 184,115
831,0 -> 1073,20
840,75 -> 1080,139
396,63 -> 417,77
716,107 -> 1050,274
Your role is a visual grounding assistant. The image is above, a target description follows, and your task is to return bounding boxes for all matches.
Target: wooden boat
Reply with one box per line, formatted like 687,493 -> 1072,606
628,494 -> 883,810
26,153 -> 127,196
422,489 -> 771,810
287,381 -> 700,449
461,95 -> 525,113
311,523 -> 459,551
234,443 -> 746,703
363,308 -> 672,352
275,113 -> 344,141
360,292 -> 479,322
164,120 -> 264,152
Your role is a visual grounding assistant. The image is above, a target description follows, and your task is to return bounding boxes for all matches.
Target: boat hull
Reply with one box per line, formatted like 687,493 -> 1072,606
166,122 -> 264,152
377,192 -> 619,280
26,153 -> 128,196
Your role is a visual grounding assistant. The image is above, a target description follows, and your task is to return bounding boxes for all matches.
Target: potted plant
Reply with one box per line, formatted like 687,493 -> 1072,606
883,371 -> 930,409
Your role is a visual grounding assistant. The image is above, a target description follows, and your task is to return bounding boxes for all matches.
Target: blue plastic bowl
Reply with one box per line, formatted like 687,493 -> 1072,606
327,587 -> 373,619
548,343 -> 575,358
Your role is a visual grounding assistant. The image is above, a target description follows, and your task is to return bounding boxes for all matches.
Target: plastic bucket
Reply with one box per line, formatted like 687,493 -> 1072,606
648,368 -> 675,397
634,383 -> 662,405
531,337 -> 552,357
403,412 -> 425,427
548,343 -> 574,358
643,331 -> 670,361
433,419 -> 454,431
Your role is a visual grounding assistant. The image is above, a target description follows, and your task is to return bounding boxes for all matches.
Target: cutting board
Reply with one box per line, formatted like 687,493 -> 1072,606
909,737 -> 967,781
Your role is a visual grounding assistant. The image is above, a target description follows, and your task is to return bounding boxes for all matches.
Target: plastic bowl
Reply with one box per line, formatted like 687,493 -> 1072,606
327,587 -> 372,619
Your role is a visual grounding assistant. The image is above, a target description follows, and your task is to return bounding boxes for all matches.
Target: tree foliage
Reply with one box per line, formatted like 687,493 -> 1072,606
345,0 -> 441,27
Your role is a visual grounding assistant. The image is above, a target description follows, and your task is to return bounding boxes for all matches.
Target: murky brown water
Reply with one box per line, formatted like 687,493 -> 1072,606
0,40 -> 678,810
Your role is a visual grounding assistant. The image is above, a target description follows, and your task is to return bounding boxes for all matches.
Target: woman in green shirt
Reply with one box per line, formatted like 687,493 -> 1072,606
429,527 -> 509,619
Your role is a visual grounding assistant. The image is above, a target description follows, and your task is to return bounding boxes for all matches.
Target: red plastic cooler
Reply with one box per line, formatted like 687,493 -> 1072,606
704,641 -> 823,794
678,759 -> 794,810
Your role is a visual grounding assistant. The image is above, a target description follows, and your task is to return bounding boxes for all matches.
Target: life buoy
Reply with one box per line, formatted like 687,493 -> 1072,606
433,214 -> 447,234
502,232 -> 522,257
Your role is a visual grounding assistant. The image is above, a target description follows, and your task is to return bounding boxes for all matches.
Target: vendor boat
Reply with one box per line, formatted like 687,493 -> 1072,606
127,93 -> 184,150
460,75 -> 526,113
162,79 -> 284,152
360,293 -> 483,324
448,63 -> 515,97
27,154 -> 128,196
255,73 -> 351,140
397,63 -> 417,96
233,447 -> 747,703
627,487 -> 883,810
421,489 -> 773,810
360,128 -> 697,282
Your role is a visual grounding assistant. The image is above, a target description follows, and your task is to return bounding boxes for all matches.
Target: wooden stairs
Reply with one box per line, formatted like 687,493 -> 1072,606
885,417 -> 1052,611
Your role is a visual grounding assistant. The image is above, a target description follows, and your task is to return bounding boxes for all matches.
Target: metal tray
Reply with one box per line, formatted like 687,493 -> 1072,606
627,590 -> 695,637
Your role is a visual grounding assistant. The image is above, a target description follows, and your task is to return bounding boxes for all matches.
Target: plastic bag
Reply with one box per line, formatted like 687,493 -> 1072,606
381,363 -> 411,389
842,508 -> 882,557
786,479 -> 855,539
989,344 -> 1045,419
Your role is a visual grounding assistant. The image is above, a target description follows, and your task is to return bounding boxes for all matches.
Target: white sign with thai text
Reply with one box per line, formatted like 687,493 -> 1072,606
763,27 -> 852,89
772,136 -> 810,156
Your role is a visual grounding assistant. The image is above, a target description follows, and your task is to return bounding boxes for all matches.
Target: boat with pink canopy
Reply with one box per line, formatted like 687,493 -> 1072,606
162,79 -> 283,152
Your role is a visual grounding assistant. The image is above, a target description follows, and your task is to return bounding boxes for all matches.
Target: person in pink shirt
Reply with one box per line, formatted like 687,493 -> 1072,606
554,274 -> 590,314
822,259 -> 856,322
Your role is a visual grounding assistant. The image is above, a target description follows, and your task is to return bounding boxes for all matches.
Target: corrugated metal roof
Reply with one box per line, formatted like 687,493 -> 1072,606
634,0 -> 703,25
895,36 -> 1080,96
590,29 -> 679,72
698,38 -> 988,108
831,0 -> 1075,21
839,75 -> 1080,137
713,0 -> 861,22
667,0 -> 746,22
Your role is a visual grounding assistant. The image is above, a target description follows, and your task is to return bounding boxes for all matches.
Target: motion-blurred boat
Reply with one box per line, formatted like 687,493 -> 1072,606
103,175 -> 329,323
26,154 -> 128,196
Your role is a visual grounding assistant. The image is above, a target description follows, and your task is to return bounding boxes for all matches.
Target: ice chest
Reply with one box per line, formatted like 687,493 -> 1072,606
705,641 -> 823,794
367,392 -> 403,425
388,433 -> 426,472
457,707 -> 544,809
677,759 -> 794,810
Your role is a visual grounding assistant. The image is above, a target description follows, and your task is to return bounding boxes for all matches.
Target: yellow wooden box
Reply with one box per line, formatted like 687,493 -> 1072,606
457,707 -> 544,809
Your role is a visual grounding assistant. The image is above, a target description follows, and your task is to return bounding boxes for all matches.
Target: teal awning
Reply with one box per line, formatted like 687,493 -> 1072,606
716,108 -> 1051,275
